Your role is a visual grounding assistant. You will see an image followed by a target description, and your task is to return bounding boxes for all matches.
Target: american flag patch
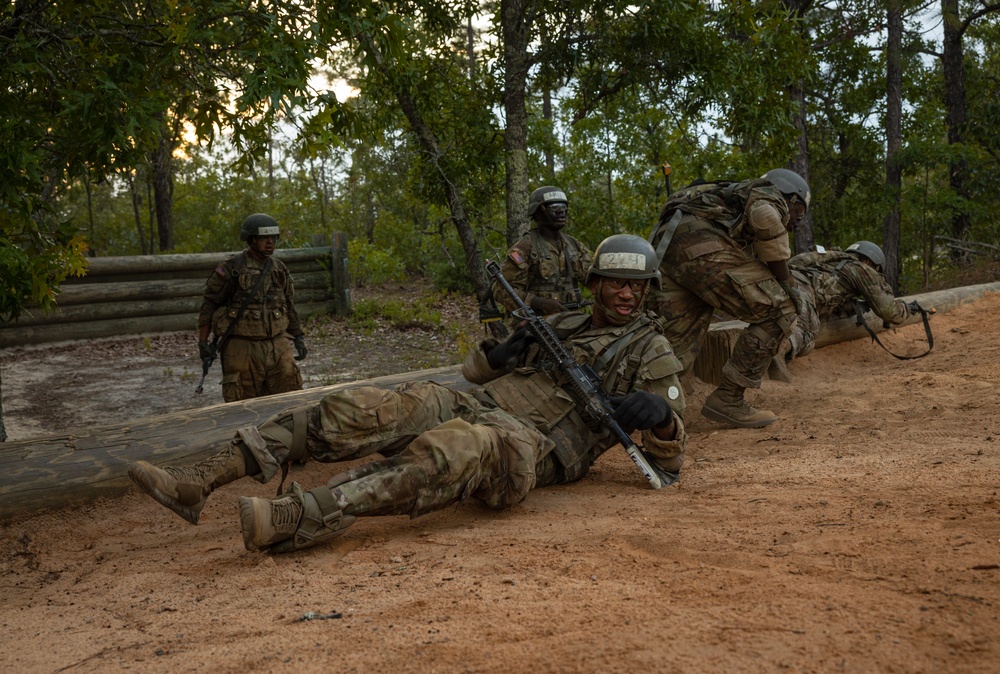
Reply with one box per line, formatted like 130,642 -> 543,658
509,250 -> 524,265
214,265 -> 227,277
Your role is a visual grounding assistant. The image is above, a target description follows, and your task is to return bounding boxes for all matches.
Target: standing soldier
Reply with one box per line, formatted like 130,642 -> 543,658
768,240 -> 918,381
198,213 -> 307,402
130,235 -> 687,554
492,186 -> 593,325
648,168 -> 810,428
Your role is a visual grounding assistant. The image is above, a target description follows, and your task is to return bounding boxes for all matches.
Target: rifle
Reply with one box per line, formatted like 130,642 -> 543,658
195,336 -> 220,395
854,299 -> 936,360
487,260 -> 677,490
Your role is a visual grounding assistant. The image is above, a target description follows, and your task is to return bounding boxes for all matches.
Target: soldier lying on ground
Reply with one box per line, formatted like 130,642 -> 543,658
129,235 -> 687,554
767,240 -> 917,382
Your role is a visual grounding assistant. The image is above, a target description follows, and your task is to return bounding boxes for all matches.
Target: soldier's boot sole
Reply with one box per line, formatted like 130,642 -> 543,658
701,394 -> 777,429
128,461 -> 206,525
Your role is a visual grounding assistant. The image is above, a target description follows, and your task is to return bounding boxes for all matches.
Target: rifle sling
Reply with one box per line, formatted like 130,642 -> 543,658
854,302 -> 934,360
216,255 -> 274,351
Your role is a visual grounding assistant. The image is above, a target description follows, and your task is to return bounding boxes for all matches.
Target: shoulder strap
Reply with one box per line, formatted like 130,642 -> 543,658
854,301 -> 934,360
219,255 -> 273,345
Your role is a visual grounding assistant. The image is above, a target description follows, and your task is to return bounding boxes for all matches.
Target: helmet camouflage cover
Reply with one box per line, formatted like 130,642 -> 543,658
240,213 -> 281,242
586,234 -> 662,289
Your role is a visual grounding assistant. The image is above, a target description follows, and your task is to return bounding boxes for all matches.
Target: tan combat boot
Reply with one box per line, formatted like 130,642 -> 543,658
767,339 -> 794,383
128,443 -> 247,525
239,483 -> 356,553
701,380 -> 777,428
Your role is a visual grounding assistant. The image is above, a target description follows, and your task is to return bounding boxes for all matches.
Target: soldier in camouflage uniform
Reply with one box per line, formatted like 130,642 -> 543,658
129,235 -> 687,554
648,168 -> 810,428
492,186 -> 592,325
198,214 -> 307,402
767,240 -> 916,382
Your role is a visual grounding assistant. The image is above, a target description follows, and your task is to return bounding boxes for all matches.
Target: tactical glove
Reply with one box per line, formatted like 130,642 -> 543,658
907,300 -> 923,314
487,328 -> 533,370
609,391 -> 673,434
198,340 -> 213,361
530,296 -> 567,316
293,335 -> 308,361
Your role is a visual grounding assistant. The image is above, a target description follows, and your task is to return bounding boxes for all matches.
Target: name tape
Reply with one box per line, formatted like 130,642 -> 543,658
599,252 -> 646,271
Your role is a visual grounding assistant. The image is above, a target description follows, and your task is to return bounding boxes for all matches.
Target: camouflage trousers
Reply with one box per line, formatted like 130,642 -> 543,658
219,335 -> 302,402
259,382 -> 553,519
649,227 -> 797,389
787,272 -> 820,358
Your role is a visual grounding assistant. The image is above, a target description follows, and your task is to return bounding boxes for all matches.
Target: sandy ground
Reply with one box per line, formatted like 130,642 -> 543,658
1,292 -> 999,673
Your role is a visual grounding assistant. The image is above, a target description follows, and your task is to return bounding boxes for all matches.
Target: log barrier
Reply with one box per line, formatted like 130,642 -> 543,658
1,282 -> 998,521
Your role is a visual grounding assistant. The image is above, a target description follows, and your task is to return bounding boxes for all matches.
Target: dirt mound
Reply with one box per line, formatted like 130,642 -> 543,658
1,292 -> 999,673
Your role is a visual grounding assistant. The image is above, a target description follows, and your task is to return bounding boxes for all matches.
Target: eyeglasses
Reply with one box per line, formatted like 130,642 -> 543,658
603,278 -> 647,292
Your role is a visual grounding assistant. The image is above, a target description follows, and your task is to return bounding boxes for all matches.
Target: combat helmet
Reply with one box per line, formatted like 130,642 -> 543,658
586,234 -> 662,289
846,240 -> 885,271
239,213 -> 281,241
527,186 -> 568,217
762,168 -> 811,210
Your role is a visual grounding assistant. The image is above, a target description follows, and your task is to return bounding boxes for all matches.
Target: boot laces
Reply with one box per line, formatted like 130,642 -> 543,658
269,497 -> 303,534
164,445 -> 235,484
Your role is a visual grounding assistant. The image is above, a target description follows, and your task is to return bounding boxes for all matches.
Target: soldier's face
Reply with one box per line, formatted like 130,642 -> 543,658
589,276 -> 647,328
250,235 -> 277,257
538,202 -> 568,229
786,198 -> 807,231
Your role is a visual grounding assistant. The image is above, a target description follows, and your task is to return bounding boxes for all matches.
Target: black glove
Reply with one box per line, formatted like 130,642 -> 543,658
487,328 -> 533,370
293,335 -> 308,361
198,340 -> 213,361
907,300 -> 923,314
530,296 -> 567,315
609,391 -> 673,434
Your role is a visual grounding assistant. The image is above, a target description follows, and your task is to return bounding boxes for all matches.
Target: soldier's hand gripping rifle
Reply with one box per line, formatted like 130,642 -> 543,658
487,260 -> 677,489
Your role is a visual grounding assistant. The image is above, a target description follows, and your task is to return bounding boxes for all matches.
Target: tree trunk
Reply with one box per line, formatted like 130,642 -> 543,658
363,35 -> 492,301
790,80 -> 814,254
941,0 -> 970,261
127,170 -> 149,255
501,0 -> 531,246
151,125 -> 175,252
882,0 -> 903,291
543,88 -> 555,179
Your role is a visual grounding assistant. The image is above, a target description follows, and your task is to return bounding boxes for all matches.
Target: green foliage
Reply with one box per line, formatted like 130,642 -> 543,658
351,296 -> 442,331
348,239 -> 407,286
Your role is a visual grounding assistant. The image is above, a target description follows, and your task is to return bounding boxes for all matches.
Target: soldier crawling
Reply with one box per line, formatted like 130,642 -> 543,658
198,214 -> 307,402
768,240 -> 919,382
129,235 -> 687,554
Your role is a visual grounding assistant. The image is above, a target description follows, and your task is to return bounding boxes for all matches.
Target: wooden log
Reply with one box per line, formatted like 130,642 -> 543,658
75,247 -> 333,277
8,282 -> 993,521
0,366 -> 473,520
0,299 -> 336,348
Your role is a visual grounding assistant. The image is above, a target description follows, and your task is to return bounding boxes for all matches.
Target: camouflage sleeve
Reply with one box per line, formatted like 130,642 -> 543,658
492,238 -> 534,311
461,337 -> 506,384
284,268 -> 303,337
843,262 -> 911,325
633,335 -> 688,465
198,262 -> 233,330
745,185 -> 792,262
573,237 -> 594,283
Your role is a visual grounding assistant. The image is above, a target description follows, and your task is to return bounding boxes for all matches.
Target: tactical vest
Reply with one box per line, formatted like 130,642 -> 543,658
211,252 -> 292,339
650,179 -> 766,252
483,313 -> 669,483
525,229 -> 586,303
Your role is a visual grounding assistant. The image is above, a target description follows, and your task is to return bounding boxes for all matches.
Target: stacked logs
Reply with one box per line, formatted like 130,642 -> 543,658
0,233 -> 351,349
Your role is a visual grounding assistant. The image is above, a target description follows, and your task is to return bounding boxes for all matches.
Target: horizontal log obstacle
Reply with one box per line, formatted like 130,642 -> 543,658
1,282 -> 997,521
0,233 -> 351,348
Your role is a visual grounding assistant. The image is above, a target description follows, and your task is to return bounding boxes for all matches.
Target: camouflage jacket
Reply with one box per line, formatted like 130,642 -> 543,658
462,311 -> 687,482
492,229 -> 592,312
789,250 -> 911,325
651,179 -> 792,262
198,251 -> 303,340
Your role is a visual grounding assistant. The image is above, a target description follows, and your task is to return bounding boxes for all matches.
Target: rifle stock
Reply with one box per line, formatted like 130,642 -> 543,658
486,260 -> 676,489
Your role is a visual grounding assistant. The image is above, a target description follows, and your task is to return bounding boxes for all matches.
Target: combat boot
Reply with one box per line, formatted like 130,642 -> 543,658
767,339 -> 794,383
701,380 -> 777,428
128,442 -> 247,525
239,482 -> 356,553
